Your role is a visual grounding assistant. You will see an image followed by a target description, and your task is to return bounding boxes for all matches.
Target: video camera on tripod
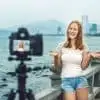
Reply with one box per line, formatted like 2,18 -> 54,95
8,27 -> 43,100
9,27 -> 43,61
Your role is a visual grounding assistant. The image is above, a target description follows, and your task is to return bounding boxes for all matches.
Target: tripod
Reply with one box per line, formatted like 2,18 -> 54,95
7,59 -> 35,100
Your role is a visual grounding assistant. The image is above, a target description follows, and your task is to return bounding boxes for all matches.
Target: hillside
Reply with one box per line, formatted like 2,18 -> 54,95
6,20 -> 66,35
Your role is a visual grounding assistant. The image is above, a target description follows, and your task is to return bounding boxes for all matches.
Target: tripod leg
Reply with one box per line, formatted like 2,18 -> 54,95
26,89 -> 35,100
7,89 -> 16,100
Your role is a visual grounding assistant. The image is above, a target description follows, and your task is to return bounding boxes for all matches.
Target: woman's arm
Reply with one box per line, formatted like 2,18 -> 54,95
54,53 -> 62,67
90,52 -> 100,59
81,51 -> 92,70
49,51 -> 62,67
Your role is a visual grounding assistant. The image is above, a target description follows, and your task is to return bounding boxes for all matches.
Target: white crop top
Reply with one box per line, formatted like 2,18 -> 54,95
56,42 -> 84,78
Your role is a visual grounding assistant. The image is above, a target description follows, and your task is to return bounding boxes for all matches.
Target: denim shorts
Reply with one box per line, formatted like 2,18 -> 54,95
61,76 -> 89,92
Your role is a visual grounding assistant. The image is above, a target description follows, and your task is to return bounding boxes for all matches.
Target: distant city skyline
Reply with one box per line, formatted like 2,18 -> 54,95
0,0 -> 100,28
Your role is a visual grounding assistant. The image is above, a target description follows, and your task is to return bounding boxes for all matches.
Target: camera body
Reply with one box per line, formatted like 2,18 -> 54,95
9,27 -> 43,60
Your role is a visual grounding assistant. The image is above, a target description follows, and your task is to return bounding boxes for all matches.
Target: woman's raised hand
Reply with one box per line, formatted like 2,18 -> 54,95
49,51 -> 59,56
90,52 -> 100,59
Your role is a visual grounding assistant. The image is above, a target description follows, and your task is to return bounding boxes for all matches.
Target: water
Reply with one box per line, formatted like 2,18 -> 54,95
0,34 -> 100,99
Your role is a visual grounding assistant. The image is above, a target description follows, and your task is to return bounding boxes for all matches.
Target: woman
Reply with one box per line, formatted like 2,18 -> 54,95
50,20 -> 92,100
17,40 -> 24,52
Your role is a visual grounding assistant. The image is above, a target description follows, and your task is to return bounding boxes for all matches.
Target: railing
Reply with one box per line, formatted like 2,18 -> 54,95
35,59 -> 100,100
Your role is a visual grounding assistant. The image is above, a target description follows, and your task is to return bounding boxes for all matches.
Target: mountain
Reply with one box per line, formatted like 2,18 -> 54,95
6,20 -> 66,35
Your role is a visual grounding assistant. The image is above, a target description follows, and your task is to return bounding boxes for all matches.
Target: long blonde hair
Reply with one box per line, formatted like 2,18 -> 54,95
63,20 -> 84,50
18,41 -> 24,49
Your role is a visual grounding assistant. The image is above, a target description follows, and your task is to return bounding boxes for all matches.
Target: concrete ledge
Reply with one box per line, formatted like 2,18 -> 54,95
35,87 -> 61,100
82,65 -> 100,78
35,87 -> 100,100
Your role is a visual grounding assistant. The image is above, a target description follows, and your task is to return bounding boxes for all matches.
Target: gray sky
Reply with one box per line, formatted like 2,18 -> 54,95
0,0 -> 99,28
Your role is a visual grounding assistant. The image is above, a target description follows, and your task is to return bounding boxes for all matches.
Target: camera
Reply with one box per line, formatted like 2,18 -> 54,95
9,27 -> 43,60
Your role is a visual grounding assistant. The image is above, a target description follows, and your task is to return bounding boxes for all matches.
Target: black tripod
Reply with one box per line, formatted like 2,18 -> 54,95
7,58 -> 35,100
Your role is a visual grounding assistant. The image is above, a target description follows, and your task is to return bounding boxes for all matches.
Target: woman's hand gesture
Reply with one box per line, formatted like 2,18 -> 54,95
90,52 -> 100,59
49,51 -> 59,56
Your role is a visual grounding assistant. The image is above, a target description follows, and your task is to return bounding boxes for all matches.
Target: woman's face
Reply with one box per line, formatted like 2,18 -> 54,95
68,23 -> 79,40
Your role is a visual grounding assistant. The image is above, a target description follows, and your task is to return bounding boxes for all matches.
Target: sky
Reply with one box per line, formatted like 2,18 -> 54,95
0,0 -> 100,28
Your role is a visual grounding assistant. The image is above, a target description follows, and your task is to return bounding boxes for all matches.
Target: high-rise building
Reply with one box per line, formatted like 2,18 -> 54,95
82,15 -> 89,34
89,24 -> 97,35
